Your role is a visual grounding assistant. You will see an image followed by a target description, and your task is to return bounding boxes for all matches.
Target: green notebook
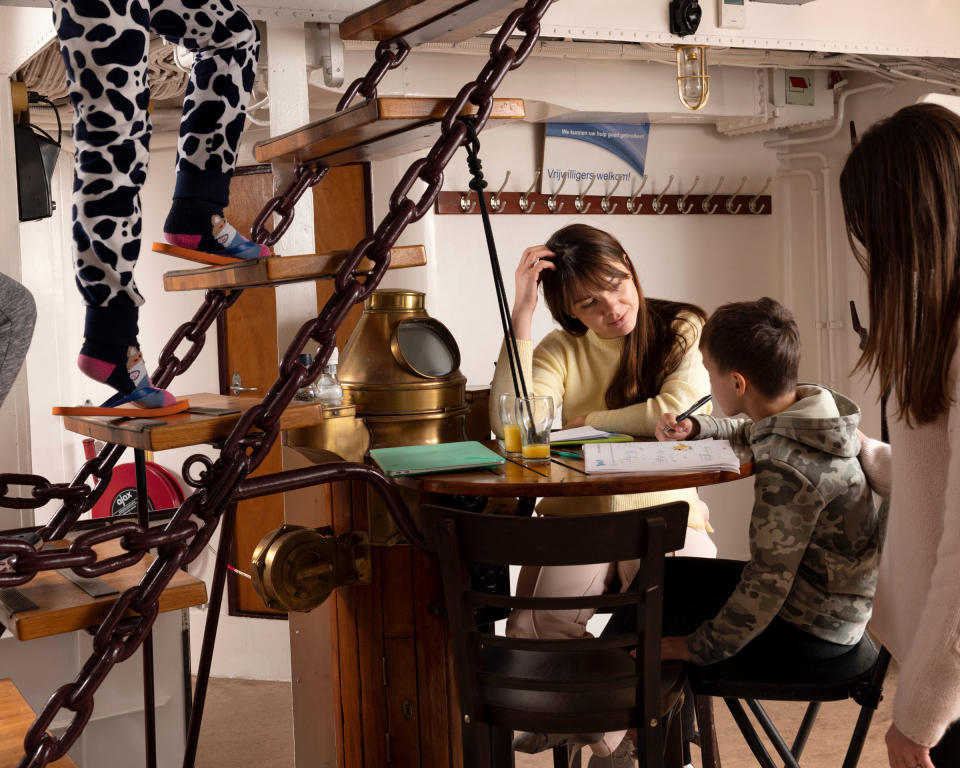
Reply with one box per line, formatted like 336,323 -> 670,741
369,441 -> 505,477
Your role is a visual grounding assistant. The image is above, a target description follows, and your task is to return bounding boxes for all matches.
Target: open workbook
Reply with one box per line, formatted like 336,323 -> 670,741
548,425 -> 633,445
583,439 -> 742,475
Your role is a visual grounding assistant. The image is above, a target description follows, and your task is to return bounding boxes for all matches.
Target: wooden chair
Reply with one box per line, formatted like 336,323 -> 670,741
690,636 -> 890,768
421,501 -> 691,768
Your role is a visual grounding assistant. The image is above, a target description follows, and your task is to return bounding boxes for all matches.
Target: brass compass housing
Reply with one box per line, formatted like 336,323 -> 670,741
251,524 -> 371,612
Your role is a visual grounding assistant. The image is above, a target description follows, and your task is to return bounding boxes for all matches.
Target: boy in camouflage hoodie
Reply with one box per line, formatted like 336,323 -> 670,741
647,298 -> 881,667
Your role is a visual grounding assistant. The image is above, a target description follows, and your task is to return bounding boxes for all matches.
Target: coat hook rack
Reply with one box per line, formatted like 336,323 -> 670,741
626,175 -> 648,214
459,189 -> 476,213
652,175 -> 674,215
677,176 -> 700,215
702,176 -> 724,214
601,178 -> 622,214
726,176 -> 748,214
490,171 -> 511,213
574,176 -> 596,213
546,175 -> 567,213
519,170 -> 540,213
749,177 -> 772,214
437,170 -> 772,217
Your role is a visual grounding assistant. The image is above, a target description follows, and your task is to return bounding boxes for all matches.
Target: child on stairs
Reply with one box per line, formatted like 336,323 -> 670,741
50,0 -> 268,413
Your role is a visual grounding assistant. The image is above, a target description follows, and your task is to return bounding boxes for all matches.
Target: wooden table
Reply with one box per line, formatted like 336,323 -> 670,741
325,440 -> 753,768
392,441 -> 754,497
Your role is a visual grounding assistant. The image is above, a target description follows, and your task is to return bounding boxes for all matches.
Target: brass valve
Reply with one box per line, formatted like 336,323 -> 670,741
251,525 -> 371,612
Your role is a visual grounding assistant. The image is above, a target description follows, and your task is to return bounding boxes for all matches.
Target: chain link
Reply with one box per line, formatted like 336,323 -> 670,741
10,2 -> 553,763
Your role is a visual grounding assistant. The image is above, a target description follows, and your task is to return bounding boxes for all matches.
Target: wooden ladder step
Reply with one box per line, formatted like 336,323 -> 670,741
0,540 -> 207,642
1,679 -> 79,766
160,244 -> 426,292
58,394 -> 352,452
254,96 -> 525,167
341,0 -> 527,45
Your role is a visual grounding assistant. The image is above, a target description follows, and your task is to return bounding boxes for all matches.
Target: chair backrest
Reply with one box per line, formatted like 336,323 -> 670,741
421,501 -> 690,763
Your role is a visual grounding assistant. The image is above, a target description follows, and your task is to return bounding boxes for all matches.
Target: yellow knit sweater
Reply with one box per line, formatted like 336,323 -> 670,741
489,315 -> 710,529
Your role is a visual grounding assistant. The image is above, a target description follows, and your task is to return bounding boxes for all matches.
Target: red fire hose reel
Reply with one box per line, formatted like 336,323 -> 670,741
83,439 -> 186,518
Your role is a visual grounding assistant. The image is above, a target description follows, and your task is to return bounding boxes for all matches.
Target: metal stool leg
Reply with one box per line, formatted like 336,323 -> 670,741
135,449 -> 157,768
182,503 -> 236,768
791,701 -> 821,761
725,698 -> 778,768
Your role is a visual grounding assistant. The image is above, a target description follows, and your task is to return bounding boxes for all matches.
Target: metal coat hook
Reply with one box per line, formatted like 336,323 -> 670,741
702,176 -> 724,214
677,175 -> 700,214
489,170 -> 511,213
459,189 -> 476,213
726,176 -> 747,214
546,174 -> 567,213
519,169 -> 541,213
601,178 -> 622,214
651,175 -> 674,215
626,175 -> 648,214
574,176 -> 596,213
749,176 -> 772,214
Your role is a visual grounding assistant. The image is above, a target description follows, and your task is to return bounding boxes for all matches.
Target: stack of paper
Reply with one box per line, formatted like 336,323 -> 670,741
549,426 -> 632,445
583,439 -> 741,475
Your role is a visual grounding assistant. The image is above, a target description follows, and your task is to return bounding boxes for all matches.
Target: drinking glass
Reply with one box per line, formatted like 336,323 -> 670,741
515,395 -> 554,462
498,393 -> 522,455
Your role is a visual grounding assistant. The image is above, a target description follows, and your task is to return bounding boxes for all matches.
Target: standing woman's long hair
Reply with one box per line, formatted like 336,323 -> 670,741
840,103 -> 960,425
539,224 -> 706,410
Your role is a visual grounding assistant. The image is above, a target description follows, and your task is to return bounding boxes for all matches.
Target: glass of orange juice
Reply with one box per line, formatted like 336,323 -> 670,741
498,393 -> 522,455
515,395 -> 554,462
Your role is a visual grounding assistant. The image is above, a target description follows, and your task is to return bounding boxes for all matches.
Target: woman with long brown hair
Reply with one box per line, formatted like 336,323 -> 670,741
841,102 -> 960,768
488,223 -> 714,762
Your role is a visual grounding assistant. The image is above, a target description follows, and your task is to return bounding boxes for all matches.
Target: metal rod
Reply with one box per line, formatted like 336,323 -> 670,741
745,699 -> 801,768
182,503 -> 236,768
135,449 -> 157,768
724,698 -> 778,768
790,701 -> 821,761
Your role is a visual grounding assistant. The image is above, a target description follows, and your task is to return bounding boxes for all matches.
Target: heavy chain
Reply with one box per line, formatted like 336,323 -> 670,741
337,37 -> 411,111
0,288 -> 241,583
14,2 -> 554,763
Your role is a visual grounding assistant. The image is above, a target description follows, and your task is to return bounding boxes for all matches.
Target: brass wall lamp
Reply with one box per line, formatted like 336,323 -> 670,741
675,44 -> 711,111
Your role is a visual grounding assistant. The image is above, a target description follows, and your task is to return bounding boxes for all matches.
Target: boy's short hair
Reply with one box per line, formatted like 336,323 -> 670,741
701,297 -> 800,398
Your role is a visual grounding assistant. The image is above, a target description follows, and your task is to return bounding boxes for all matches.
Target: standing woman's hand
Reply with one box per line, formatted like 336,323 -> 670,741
512,246 -> 556,339
885,724 -> 934,768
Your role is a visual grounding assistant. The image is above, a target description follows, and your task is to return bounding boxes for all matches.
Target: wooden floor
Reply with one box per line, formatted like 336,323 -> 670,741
196,663 -> 897,767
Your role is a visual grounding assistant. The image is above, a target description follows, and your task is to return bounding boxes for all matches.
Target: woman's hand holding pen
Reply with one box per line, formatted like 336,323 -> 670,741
656,413 -> 700,441
512,245 -> 556,339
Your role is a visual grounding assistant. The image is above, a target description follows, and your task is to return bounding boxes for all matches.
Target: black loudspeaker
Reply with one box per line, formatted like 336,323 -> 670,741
14,121 -> 61,222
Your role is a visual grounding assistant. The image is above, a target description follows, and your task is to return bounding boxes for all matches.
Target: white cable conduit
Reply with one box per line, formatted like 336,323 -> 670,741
779,151 -> 841,389
777,169 -> 823,382
765,82 -> 894,149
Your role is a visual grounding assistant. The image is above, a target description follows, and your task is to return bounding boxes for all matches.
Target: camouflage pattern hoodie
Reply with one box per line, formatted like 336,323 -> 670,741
685,385 -> 881,666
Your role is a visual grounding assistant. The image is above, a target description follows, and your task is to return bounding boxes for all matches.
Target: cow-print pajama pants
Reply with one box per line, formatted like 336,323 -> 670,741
51,0 -> 260,310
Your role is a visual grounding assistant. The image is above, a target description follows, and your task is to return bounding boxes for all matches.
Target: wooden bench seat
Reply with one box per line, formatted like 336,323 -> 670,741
160,245 -> 426,292
0,539 -> 207,642
0,679 -> 79,767
340,0 -> 527,46
58,394 -> 339,452
254,96 -> 524,167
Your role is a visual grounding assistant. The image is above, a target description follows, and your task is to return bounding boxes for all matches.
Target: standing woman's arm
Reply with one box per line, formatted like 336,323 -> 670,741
890,373 -> 960,751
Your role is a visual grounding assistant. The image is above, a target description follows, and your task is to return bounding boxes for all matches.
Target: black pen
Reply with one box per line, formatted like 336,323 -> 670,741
665,394 -> 712,434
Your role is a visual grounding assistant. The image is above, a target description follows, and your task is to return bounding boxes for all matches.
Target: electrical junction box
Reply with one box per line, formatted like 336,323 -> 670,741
773,69 -> 819,108
718,0 -> 745,28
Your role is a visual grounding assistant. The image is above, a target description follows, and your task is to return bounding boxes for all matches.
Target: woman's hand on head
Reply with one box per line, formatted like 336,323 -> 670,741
885,724 -> 934,768
512,246 -> 556,337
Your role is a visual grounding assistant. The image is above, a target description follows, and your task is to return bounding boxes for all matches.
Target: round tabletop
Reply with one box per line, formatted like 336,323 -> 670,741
392,440 -> 754,497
